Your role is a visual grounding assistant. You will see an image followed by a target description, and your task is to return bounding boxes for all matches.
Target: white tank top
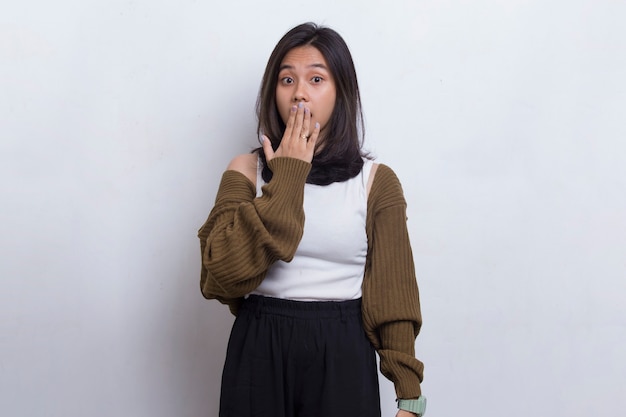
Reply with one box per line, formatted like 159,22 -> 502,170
251,158 -> 373,301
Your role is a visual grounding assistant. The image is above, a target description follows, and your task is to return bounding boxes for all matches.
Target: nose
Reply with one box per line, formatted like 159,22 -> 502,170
293,82 -> 308,102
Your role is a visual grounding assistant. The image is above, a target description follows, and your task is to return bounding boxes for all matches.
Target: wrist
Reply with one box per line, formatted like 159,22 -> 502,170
397,396 -> 427,417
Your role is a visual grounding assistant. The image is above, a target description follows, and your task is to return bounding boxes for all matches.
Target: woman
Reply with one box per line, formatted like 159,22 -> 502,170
198,22 -> 426,417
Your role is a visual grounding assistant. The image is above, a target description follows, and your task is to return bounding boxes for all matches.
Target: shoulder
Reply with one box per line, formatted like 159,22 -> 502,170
371,163 -> 402,188
226,153 -> 258,186
368,164 -> 407,210
366,162 -> 380,196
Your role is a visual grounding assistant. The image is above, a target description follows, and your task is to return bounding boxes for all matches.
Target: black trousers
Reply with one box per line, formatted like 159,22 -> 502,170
219,295 -> 381,417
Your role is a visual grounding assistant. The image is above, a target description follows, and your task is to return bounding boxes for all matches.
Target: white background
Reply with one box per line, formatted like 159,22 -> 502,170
1,1 -> 625,416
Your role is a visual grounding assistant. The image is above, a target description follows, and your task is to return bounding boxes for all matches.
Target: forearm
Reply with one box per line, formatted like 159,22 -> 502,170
199,157 -> 311,298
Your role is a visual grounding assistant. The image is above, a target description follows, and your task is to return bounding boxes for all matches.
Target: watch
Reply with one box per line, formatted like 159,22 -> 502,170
397,396 -> 427,416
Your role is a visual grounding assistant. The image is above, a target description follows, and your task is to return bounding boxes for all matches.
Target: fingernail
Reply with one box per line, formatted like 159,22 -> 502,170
305,107 -> 310,114
291,105 -> 297,112
315,122 -> 320,129
298,102 -> 303,109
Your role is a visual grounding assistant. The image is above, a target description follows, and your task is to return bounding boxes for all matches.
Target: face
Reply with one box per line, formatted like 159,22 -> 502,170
275,46 -> 336,139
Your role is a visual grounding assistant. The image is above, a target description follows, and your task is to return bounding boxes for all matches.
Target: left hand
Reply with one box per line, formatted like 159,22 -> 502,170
396,410 -> 417,417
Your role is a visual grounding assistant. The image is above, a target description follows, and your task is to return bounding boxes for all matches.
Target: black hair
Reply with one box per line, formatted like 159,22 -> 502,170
255,22 -> 367,185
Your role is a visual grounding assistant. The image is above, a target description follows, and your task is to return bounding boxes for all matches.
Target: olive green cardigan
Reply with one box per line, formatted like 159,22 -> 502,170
198,156 -> 424,399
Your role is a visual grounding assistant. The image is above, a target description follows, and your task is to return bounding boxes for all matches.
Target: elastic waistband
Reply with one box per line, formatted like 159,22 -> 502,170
241,295 -> 362,319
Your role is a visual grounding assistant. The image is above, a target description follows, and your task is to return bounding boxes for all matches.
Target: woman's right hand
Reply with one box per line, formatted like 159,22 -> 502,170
262,102 -> 320,163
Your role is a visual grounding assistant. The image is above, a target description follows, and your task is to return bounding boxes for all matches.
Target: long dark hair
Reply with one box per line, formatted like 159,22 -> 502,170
255,23 -> 367,185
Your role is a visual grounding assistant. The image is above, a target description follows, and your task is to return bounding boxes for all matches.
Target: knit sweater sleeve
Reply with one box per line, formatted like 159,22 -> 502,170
362,164 -> 424,399
198,157 -> 311,311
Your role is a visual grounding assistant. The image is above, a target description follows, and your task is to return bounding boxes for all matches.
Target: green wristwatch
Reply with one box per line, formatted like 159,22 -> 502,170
397,396 -> 427,416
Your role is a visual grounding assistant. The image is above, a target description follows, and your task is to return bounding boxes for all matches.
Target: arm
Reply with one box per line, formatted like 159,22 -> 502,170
198,157 -> 311,304
362,165 -> 424,400
198,101 -> 320,313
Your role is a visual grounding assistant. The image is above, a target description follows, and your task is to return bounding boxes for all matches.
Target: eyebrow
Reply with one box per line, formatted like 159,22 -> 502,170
279,63 -> 329,71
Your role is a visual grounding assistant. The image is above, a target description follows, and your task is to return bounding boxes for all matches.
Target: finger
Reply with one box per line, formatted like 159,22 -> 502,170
307,122 -> 321,150
283,105 -> 298,139
301,107 -> 311,138
261,135 -> 275,161
292,102 -> 305,140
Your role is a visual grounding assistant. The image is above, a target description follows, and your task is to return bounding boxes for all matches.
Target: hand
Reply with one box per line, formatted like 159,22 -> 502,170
262,102 -> 320,163
396,410 -> 418,417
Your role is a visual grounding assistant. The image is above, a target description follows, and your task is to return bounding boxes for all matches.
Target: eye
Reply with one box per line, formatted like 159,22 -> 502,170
280,76 -> 294,85
311,76 -> 323,84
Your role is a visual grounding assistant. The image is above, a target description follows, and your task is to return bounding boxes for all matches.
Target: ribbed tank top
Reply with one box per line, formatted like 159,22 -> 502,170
251,158 -> 373,301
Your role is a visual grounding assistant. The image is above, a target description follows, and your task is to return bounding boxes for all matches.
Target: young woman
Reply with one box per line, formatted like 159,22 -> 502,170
198,22 -> 426,417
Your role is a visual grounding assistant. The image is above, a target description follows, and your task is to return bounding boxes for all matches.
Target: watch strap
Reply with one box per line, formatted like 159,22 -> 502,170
397,396 -> 427,416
